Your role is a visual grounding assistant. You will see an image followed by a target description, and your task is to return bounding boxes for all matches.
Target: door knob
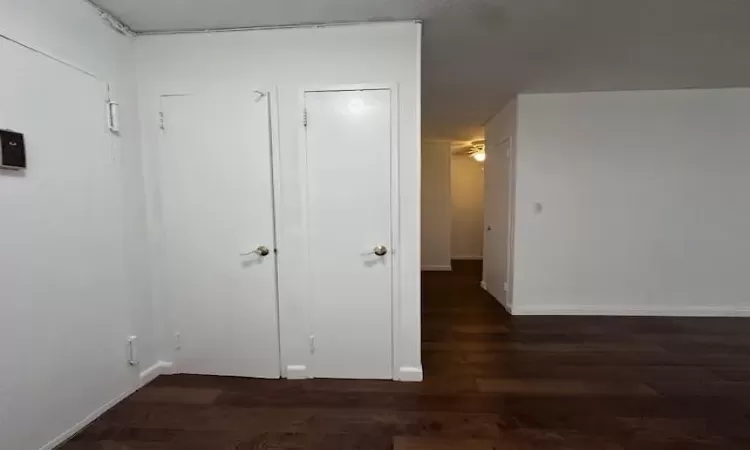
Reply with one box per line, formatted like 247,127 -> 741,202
372,245 -> 388,257
241,246 -> 270,257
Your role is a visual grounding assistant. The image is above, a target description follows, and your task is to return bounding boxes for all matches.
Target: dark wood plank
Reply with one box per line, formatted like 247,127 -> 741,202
394,437 -> 500,450
128,386 -> 221,404
476,378 -> 657,396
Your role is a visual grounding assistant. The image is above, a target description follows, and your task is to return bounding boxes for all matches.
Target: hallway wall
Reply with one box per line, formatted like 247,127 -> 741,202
513,89 -> 750,316
421,141 -> 452,270
451,154 -> 484,260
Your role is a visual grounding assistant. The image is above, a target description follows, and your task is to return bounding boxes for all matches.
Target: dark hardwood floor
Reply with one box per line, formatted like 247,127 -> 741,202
61,260 -> 750,449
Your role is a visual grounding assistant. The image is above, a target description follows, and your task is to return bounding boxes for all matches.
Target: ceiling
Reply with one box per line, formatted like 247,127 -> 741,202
90,0 -> 750,142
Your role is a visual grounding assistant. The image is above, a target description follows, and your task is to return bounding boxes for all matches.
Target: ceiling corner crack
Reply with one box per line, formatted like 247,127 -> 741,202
82,0 -> 138,37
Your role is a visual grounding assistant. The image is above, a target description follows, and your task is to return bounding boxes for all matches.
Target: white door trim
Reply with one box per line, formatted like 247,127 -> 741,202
266,87 -> 285,376
297,83 -> 401,379
505,136 -> 516,310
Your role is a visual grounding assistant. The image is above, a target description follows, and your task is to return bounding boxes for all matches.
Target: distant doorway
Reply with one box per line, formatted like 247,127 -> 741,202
450,150 -> 485,264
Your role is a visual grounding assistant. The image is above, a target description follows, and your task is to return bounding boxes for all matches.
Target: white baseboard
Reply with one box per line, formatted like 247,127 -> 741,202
285,365 -> 310,379
39,388 -> 133,450
421,265 -> 452,271
140,360 -> 174,384
497,296 -> 512,314
396,365 -> 423,382
452,256 -> 483,260
512,305 -> 750,317
40,360 -> 173,450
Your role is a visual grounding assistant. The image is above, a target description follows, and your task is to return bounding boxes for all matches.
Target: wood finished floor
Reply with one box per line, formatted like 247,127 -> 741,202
61,261 -> 750,449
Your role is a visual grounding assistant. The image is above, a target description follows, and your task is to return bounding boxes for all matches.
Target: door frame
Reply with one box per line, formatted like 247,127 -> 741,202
154,87 -> 284,376
504,136 -> 516,309
297,83 -> 401,380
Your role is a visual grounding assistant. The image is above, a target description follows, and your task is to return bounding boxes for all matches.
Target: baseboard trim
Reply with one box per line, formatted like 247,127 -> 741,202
512,305 -> 750,317
39,388 -> 133,450
140,360 -> 174,384
452,256 -> 483,261
397,365 -> 424,382
497,296 -> 512,314
421,265 -> 452,271
285,365 -> 310,379
40,360 -> 173,450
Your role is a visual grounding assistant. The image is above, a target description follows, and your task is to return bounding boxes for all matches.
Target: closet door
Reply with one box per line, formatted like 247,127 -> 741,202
159,91 -> 280,378
304,88 -> 394,379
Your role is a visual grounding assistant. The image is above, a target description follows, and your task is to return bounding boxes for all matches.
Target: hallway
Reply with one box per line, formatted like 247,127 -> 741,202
62,261 -> 750,449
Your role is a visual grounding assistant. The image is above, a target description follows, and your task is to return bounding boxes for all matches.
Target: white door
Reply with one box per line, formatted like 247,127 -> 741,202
159,91 -> 280,378
483,139 -> 511,304
304,89 -> 394,379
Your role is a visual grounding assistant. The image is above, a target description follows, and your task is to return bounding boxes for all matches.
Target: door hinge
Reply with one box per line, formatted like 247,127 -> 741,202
309,334 -> 316,354
504,282 -> 509,292
159,111 -> 165,130
303,109 -> 308,127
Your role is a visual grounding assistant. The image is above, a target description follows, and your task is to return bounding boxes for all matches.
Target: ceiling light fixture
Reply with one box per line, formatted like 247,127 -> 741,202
469,140 -> 486,163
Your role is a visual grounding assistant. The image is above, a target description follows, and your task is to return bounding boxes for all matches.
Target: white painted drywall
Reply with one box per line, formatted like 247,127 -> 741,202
483,99 -> 517,309
421,141 -> 452,270
135,22 -> 423,379
513,89 -> 750,316
450,154 -> 485,260
0,1 -> 154,449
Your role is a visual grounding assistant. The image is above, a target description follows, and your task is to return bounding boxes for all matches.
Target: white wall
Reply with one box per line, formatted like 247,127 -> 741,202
483,99 -> 517,308
451,155 -> 484,259
0,1 -> 154,449
135,22 -> 423,380
421,141 -> 452,270
513,89 -> 750,316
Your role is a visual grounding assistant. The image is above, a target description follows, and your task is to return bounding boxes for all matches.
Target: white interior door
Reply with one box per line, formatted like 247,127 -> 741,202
159,91 -> 280,378
304,88 -> 394,379
483,139 -> 511,303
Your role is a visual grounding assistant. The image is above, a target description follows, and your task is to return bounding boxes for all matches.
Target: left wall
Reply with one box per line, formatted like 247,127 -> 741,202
421,141 -> 452,271
0,1 -> 154,449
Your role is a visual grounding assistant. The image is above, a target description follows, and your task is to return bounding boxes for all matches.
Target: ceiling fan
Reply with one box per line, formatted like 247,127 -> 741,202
453,140 -> 486,162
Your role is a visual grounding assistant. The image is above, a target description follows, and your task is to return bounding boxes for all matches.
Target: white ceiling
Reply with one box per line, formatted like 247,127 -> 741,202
90,0 -> 750,142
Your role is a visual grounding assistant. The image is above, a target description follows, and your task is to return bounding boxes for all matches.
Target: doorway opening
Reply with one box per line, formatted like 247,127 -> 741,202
421,136 -> 514,312
451,140 -> 486,272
